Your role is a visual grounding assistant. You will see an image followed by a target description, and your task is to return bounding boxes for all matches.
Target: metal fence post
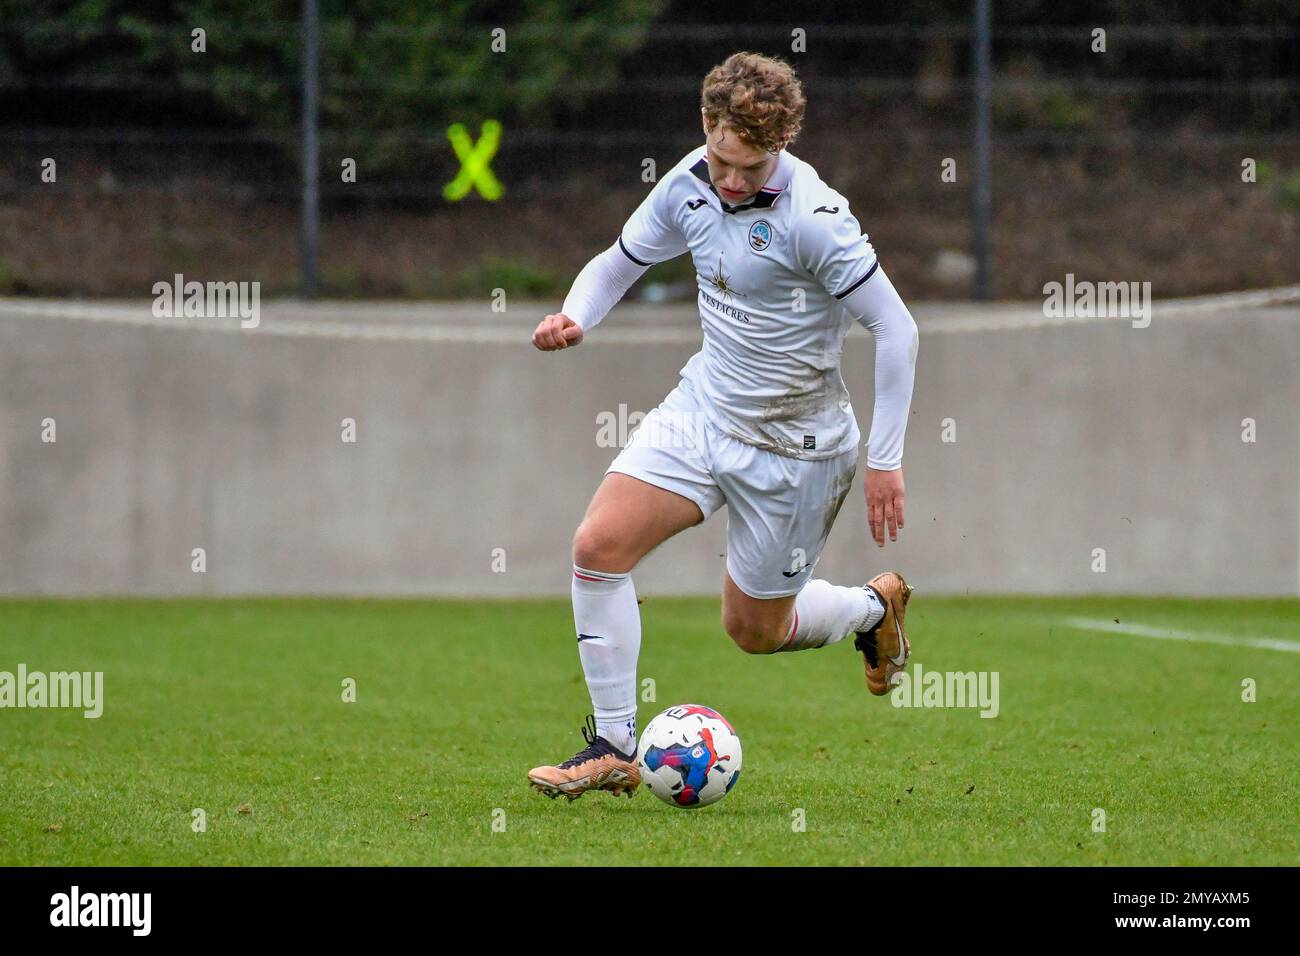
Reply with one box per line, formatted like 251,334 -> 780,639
301,0 -> 320,298
972,0 -> 993,300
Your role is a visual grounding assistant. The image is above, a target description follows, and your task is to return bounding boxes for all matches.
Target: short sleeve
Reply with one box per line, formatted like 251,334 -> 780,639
795,203 -> 879,300
619,175 -> 689,266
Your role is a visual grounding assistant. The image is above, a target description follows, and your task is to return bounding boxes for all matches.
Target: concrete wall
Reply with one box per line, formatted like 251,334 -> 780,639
1,299 -> 1297,596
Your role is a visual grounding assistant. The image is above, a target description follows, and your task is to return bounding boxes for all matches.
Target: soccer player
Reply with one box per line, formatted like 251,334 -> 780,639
527,52 -> 919,800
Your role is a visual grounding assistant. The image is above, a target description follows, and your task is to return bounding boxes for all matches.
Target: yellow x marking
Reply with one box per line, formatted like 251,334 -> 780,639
443,120 -> 504,201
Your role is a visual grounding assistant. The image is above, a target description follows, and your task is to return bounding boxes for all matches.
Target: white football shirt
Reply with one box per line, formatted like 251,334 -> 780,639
618,145 -> 881,461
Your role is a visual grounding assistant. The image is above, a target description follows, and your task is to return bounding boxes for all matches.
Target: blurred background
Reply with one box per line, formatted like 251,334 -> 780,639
2,0 -> 1297,298
0,1 -> 1297,597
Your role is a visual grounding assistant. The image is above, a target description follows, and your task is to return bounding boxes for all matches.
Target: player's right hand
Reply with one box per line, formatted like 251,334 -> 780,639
532,313 -> 584,351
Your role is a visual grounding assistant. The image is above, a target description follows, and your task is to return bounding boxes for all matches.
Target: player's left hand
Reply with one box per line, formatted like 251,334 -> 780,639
865,467 -> 904,548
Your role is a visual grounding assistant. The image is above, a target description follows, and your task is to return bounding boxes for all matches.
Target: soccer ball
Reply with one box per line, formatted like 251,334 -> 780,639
637,704 -> 742,808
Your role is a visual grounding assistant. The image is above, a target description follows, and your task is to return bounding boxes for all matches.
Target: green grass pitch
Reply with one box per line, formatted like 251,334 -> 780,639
1,596 -> 1297,866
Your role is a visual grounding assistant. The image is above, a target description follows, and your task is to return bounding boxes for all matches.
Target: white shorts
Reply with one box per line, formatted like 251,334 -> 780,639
606,382 -> 859,599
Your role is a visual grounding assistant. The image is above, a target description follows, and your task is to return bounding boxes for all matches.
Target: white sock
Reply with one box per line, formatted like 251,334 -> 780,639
775,578 -> 885,652
572,565 -> 640,755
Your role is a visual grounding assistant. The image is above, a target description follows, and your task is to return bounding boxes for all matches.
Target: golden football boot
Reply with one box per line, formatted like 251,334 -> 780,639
853,571 -> 914,696
528,715 -> 640,801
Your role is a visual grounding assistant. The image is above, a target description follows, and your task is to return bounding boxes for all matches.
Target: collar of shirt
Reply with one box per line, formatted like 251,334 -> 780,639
689,147 -> 795,215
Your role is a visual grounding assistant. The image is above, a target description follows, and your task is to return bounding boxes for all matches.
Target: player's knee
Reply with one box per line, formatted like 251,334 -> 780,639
722,610 -> 782,654
572,521 -> 630,573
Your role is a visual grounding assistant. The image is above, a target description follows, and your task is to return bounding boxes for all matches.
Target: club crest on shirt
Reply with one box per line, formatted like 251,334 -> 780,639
748,219 -> 773,252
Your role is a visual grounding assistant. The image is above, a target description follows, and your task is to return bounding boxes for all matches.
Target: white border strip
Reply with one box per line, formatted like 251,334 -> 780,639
0,285 -> 1297,344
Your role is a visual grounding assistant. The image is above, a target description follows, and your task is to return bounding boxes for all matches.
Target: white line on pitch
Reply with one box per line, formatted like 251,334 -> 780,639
1061,617 -> 1300,654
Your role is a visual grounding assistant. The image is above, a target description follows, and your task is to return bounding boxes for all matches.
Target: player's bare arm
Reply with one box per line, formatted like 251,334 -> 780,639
531,235 -> 652,352
532,312 -> 582,350
834,261 -> 919,548
866,466 -> 905,547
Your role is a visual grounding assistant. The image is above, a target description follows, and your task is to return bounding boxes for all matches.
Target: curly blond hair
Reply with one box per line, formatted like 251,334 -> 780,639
700,52 -> 805,153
